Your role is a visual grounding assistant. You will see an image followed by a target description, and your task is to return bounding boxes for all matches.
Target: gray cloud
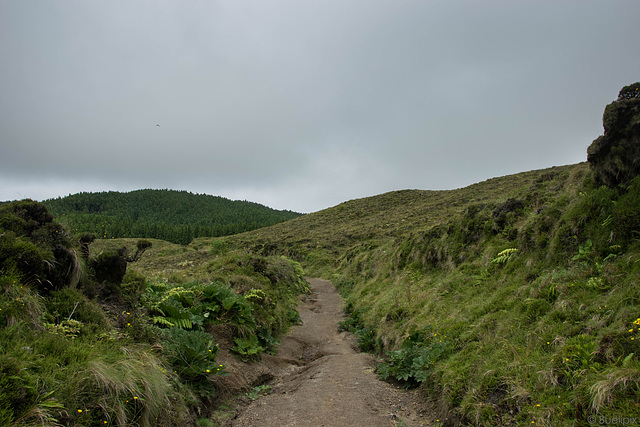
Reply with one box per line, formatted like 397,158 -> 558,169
1,0 -> 639,212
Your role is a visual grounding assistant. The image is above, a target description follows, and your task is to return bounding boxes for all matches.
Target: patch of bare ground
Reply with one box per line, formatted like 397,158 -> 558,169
210,278 -> 435,427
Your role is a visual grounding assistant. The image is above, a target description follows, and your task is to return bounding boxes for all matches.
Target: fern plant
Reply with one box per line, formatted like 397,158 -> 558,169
490,248 -> 519,265
162,286 -> 196,306
150,298 -> 202,330
244,288 -> 266,302
144,279 -> 261,362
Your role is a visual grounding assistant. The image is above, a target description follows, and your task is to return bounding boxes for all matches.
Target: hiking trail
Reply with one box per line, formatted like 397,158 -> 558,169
225,278 -> 434,426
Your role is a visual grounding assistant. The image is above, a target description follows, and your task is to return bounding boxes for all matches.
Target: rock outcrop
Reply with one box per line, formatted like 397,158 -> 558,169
587,82 -> 640,188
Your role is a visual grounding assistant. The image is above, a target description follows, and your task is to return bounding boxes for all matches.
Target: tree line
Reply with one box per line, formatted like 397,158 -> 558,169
44,189 -> 302,244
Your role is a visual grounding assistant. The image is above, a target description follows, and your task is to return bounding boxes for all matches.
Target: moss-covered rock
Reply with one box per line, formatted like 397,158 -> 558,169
587,82 -> 640,188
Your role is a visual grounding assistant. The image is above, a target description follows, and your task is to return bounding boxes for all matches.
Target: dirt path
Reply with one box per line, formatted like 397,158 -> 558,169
228,278 -> 433,427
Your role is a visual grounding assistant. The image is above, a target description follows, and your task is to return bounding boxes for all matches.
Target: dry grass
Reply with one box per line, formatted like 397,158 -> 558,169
82,347 -> 173,427
13,398 -> 64,427
590,367 -> 640,413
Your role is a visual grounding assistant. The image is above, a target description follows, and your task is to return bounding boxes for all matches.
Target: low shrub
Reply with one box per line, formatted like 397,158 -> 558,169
377,329 -> 449,387
161,327 -> 225,397
231,335 -> 265,361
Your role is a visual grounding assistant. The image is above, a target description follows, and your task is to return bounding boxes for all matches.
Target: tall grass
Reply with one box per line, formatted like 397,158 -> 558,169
81,347 -> 173,427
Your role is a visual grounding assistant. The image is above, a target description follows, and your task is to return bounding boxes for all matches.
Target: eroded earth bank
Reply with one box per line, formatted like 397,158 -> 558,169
214,278 -> 434,427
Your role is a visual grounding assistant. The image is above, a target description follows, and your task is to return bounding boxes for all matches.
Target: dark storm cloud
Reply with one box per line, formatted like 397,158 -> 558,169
1,0 -> 639,212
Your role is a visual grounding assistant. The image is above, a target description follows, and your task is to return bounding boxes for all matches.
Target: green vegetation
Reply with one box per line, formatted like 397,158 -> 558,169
44,189 -> 302,244
214,84 -> 640,426
3,83 -> 638,426
227,161 -> 639,425
332,173 -> 640,425
377,328 -> 450,386
245,385 -> 271,401
0,200 -> 308,426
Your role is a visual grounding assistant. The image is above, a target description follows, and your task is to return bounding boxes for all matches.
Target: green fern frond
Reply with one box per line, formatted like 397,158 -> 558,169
152,316 -> 175,327
173,318 -> 193,329
161,286 -> 195,306
244,289 -> 266,302
491,248 -> 518,264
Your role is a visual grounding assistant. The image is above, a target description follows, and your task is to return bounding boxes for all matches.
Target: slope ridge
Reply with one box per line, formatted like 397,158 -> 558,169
215,163 -> 587,270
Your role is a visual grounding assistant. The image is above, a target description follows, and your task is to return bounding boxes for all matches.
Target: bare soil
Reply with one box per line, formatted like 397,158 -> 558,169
212,278 -> 434,427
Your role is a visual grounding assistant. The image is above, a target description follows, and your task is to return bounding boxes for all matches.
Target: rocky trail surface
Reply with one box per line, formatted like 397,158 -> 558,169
224,278 -> 434,427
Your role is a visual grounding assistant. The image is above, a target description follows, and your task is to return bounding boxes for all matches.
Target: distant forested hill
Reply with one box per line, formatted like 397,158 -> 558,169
44,189 -> 302,244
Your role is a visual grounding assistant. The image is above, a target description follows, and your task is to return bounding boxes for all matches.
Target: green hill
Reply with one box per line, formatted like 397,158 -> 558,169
44,189 -> 302,244
213,159 -> 639,425
201,83 -> 640,425
215,164 -> 587,264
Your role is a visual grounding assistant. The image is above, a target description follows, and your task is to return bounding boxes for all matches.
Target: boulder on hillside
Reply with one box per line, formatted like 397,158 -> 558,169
587,82 -> 640,188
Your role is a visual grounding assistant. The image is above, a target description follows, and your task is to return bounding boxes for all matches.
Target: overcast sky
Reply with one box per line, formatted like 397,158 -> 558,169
1,1 -> 638,213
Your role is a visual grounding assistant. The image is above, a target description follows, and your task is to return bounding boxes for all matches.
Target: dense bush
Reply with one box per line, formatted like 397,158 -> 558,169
377,329 -> 450,386
0,200 -> 79,292
44,287 -> 109,335
89,248 -> 129,285
144,253 -> 309,361
84,239 -> 153,302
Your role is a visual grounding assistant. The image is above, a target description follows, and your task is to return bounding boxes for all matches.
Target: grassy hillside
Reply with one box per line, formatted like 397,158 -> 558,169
217,164 -> 588,271
44,189 -> 302,245
203,161 -> 640,425
0,200 -> 308,426
3,159 -> 639,425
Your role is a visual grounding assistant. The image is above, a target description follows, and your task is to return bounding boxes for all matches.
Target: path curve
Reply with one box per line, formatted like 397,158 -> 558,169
229,278 -> 433,427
